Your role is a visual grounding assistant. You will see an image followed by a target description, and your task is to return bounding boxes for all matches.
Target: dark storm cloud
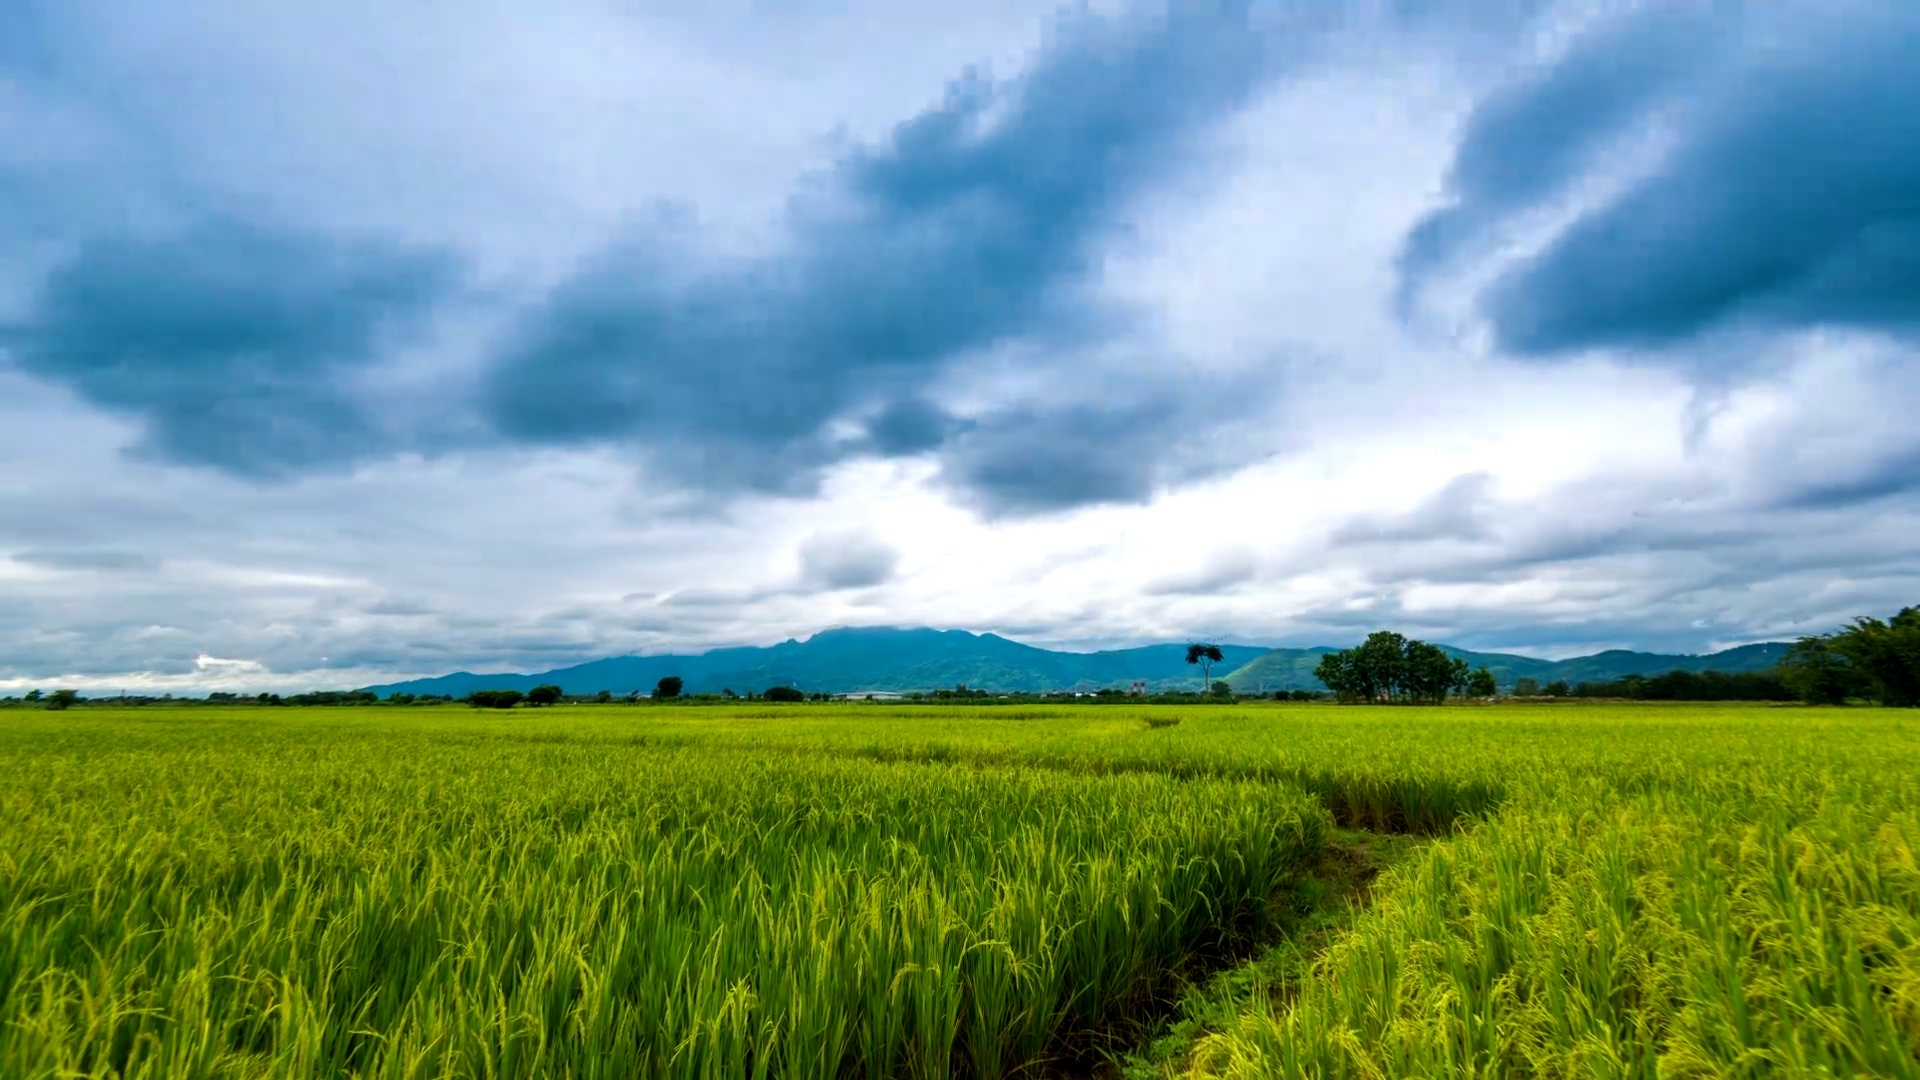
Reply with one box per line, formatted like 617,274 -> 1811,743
1333,471 -> 1493,544
863,398 -> 961,456
918,358 -> 1287,518
936,400 -> 1183,516
1404,4 -> 1920,356
659,586 -> 789,609
1394,7 -> 1708,313
942,407 -> 1163,513
1144,550 -> 1259,596
798,533 -> 900,591
1778,449 -> 1920,511
3,221 -> 461,473
10,549 -> 158,572
483,3 -> 1287,508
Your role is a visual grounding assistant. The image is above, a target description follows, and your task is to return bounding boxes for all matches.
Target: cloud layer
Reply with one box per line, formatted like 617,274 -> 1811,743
1403,3 -> 1920,356
10,221 -> 459,472
481,3 -> 1290,512
1,1 -> 1917,690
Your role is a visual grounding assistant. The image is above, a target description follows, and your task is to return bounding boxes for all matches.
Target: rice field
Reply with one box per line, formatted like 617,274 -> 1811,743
1,702 -> 1915,1077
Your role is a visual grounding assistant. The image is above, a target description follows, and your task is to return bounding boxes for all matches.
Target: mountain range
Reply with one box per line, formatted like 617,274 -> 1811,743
361,626 -> 1792,698
1219,641 -> 1792,694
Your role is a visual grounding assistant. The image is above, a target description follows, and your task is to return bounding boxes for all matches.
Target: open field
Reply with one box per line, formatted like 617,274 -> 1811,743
2,702 -> 1916,1077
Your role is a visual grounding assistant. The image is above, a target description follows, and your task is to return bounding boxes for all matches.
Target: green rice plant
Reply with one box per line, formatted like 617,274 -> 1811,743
5,701 -> 1917,1077
0,712 -> 1326,1079
1180,708 -> 1920,1078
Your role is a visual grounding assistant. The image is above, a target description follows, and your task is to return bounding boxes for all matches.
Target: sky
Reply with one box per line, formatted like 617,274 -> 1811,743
2,0 -> 1917,692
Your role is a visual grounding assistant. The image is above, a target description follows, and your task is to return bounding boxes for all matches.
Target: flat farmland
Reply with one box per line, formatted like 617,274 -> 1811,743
1,703 -> 1915,1078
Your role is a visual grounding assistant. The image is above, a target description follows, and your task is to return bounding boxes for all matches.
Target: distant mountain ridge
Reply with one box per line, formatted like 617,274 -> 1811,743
361,626 -> 1792,698
361,627 -> 1267,698
1221,641 -> 1792,693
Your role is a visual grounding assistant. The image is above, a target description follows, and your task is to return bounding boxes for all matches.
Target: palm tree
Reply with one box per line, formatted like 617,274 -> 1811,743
1185,643 -> 1225,694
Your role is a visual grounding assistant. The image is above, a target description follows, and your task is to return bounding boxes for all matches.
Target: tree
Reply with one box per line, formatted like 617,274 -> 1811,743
763,685 -> 805,703
1186,643 -> 1225,693
1209,680 -> 1234,699
527,684 -> 563,706
1466,665 -> 1497,698
1315,632 -> 1469,704
1352,631 -> 1410,702
1776,636 -> 1864,705
1402,641 -> 1469,705
23,689 -> 41,702
466,689 -> 523,709
45,689 -> 79,711
654,676 -> 683,700
1574,669 -> 1793,702
1513,677 -> 1541,697
1543,679 -> 1571,698
1314,650 -> 1359,701
1829,606 -> 1920,707
1316,631 -> 1406,702
595,690 -> 613,703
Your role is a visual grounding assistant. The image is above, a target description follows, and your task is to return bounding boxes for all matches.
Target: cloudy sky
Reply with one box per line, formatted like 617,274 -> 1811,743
3,0 -> 1916,691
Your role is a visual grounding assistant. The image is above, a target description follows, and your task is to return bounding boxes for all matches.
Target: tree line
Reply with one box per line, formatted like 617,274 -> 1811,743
1308,603 -> 1919,706
1776,605 -> 1920,706
1566,670 -> 1793,702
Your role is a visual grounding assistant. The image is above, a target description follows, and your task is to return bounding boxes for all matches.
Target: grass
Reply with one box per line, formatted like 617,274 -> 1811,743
1,701 -> 1916,1077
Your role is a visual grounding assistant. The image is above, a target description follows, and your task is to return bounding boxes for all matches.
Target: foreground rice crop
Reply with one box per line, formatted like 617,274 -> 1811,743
1190,791 -> 1920,1077
1140,706 -> 1917,1079
0,710 -> 1325,1078
2,702 -> 1916,1077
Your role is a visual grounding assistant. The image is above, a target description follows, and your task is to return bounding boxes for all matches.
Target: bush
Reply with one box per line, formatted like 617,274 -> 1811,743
763,686 -> 806,703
